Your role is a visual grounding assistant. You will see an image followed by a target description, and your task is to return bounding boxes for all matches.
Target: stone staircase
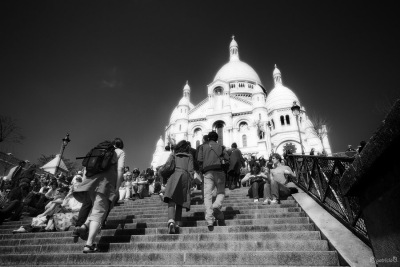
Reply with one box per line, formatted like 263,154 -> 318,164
0,187 -> 346,266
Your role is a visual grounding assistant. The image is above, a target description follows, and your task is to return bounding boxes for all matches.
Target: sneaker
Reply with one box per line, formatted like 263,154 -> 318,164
253,199 -> 259,203
83,243 -> 99,253
168,222 -> 175,234
12,227 -> 27,234
263,198 -> 271,204
213,208 -> 224,220
270,199 -> 279,204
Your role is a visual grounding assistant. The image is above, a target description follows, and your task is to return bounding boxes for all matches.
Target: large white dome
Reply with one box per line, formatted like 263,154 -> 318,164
214,60 -> 261,84
266,84 -> 299,111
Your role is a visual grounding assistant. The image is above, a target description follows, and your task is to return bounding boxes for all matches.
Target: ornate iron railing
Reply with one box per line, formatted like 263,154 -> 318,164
286,154 -> 370,245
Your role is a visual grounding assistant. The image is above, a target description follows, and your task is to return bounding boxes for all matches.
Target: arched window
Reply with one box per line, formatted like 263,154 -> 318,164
259,113 -> 261,120
280,116 -> 285,125
180,109 -> 182,113
300,117 -> 302,123
242,135 -> 247,147
179,125 -> 181,131
271,119 -> 275,129
213,121 -> 225,145
214,87 -> 223,95
285,115 -> 290,125
196,140 -> 200,148
239,121 -> 248,131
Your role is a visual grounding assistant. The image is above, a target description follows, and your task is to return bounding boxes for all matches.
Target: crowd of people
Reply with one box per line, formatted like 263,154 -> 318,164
0,162 -> 84,230
0,133 -> 300,253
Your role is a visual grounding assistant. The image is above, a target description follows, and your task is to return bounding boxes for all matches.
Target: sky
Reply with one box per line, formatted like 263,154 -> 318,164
1,0 -> 399,170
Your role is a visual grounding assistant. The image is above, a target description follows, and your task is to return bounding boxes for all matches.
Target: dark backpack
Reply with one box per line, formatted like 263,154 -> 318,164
76,141 -> 116,177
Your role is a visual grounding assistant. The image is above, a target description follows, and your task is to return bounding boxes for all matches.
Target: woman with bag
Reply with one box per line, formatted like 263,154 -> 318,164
162,140 -> 193,234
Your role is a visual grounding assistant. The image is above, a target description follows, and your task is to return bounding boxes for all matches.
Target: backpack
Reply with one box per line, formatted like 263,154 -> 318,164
76,141 -> 116,177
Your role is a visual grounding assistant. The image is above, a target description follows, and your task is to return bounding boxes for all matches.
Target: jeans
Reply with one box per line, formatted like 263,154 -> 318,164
248,181 -> 266,199
204,170 -> 226,225
264,178 -> 291,200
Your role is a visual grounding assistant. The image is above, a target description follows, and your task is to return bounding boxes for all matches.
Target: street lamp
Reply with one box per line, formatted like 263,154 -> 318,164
56,133 -> 71,175
291,101 -> 304,155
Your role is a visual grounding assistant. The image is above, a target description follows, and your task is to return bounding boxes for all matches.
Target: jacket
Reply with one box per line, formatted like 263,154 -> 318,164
197,140 -> 229,173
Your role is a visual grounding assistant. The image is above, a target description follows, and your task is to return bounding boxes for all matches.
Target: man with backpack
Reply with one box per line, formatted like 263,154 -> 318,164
197,131 -> 229,231
73,138 -> 125,253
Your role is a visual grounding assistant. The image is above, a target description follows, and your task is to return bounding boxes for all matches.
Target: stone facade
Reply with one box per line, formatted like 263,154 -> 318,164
151,37 -> 331,167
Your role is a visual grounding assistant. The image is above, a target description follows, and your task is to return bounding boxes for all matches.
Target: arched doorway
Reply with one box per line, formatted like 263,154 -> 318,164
212,121 -> 225,145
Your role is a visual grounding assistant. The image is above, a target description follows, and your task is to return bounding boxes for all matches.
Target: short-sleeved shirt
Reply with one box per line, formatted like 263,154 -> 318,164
270,165 -> 294,185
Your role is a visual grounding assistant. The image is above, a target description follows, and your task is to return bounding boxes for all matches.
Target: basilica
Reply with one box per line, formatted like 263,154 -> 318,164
151,37 -> 331,167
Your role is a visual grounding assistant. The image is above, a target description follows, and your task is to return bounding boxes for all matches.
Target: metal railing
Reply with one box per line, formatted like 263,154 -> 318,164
286,154 -> 370,245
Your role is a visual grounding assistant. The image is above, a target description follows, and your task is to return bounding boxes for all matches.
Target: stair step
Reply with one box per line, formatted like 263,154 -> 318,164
0,251 -> 340,266
0,239 -> 330,254
0,186 -> 345,266
0,229 -> 319,246
118,217 -> 310,229
0,224 -> 316,242
0,209 -> 305,229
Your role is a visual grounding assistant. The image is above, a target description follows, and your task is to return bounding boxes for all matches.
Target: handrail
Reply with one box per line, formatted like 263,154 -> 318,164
286,154 -> 370,246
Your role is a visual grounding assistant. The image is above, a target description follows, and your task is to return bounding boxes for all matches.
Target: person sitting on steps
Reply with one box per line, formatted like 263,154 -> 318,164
241,163 -> 268,202
263,153 -> 296,204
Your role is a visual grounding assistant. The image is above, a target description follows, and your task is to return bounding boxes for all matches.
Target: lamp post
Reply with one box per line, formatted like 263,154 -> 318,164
291,101 -> 304,155
56,133 -> 71,175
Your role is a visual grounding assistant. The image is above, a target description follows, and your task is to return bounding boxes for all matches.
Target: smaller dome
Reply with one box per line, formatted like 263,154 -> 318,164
184,81 -> 190,91
266,84 -> 299,111
178,97 -> 189,106
273,64 -> 281,76
156,136 -> 164,147
230,36 -> 238,48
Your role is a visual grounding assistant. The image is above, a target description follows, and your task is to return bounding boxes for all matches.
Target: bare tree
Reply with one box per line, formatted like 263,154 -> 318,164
0,115 -> 25,144
308,113 -> 330,153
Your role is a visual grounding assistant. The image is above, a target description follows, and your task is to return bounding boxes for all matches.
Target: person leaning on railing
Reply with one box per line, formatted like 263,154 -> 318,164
263,153 -> 295,204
